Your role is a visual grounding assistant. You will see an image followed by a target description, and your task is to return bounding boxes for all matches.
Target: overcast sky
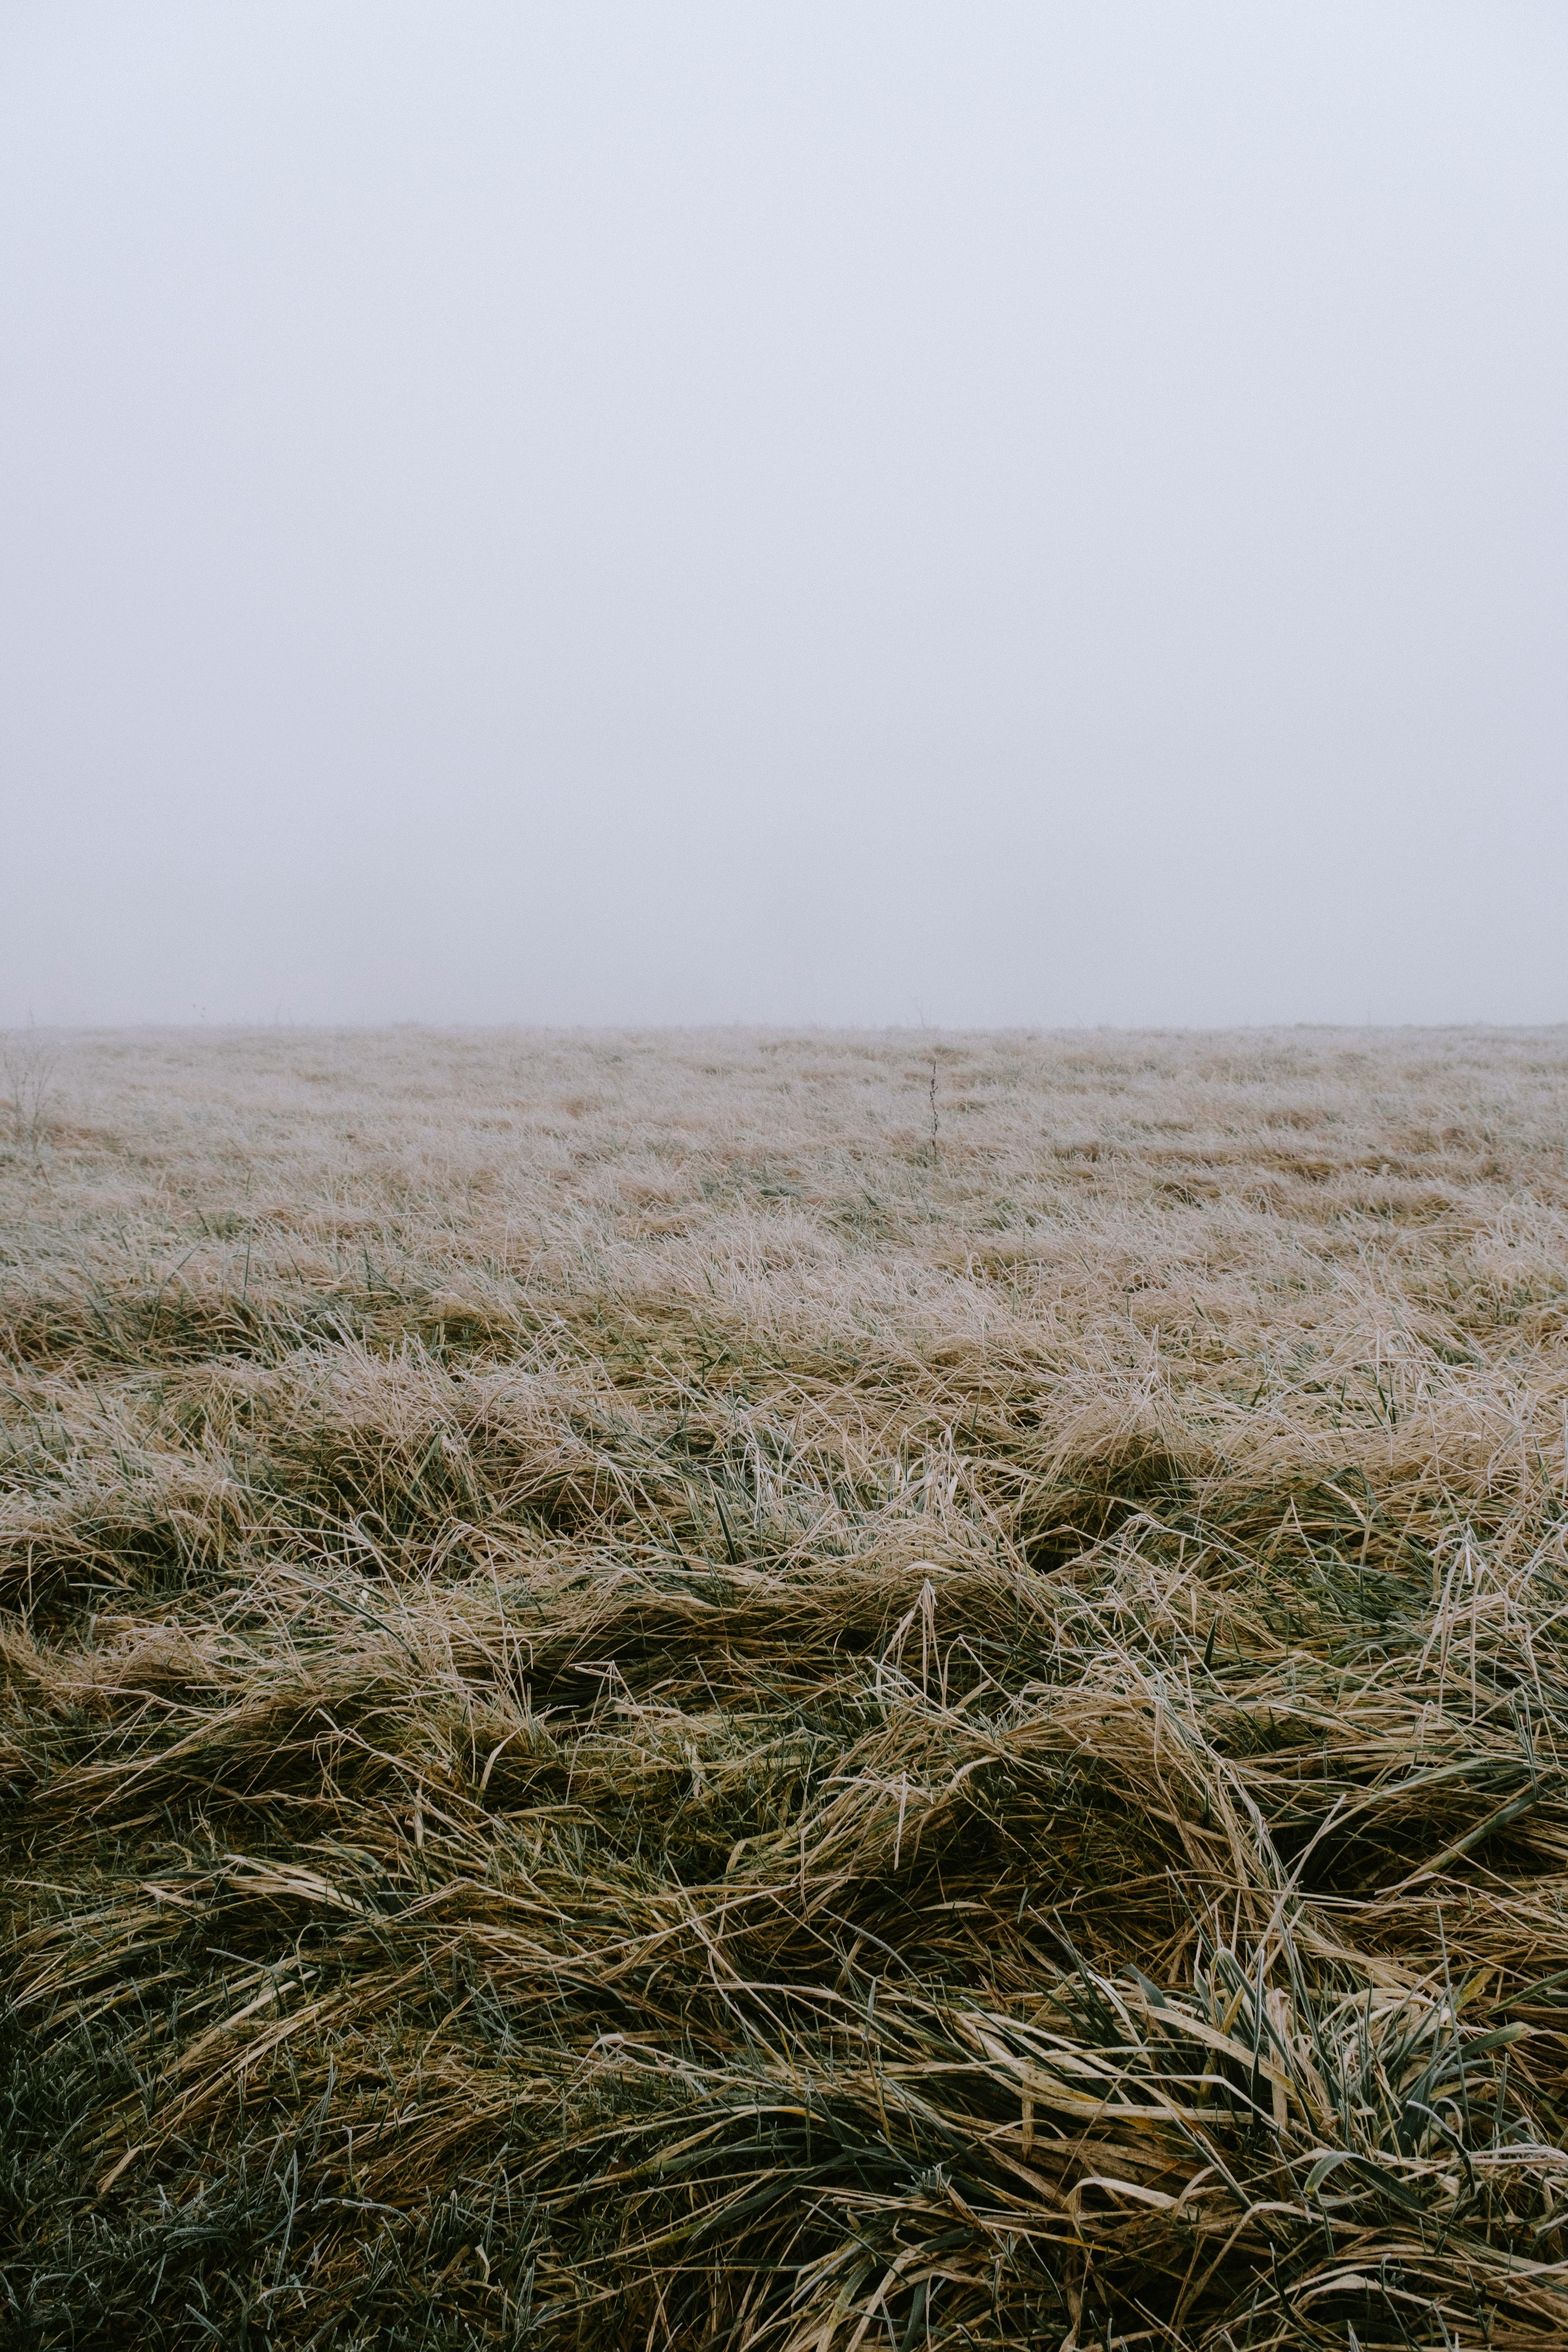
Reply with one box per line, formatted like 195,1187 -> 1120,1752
3,3 -> 1565,1028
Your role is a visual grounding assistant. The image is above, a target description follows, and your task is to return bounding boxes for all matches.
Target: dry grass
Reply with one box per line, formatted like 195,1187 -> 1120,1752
5,1023 -> 1568,2349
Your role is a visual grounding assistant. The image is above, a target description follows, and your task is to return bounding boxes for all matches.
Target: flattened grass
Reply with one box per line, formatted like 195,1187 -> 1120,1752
4,1026 -> 1568,2347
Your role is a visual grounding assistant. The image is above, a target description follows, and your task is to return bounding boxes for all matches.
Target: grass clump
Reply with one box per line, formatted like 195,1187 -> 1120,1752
4,1023 -> 1568,2347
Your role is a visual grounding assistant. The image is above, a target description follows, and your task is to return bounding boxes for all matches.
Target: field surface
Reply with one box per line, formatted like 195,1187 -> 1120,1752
5,1026 -> 1568,2351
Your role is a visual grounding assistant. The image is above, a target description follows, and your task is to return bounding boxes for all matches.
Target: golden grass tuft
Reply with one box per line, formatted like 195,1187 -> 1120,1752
4,1024 -> 1568,2347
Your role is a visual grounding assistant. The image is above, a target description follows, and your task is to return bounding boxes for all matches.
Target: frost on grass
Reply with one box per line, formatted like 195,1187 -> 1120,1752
3,1025 -> 1568,2347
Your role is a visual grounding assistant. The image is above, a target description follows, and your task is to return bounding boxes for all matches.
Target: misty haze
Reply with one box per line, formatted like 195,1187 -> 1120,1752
3,3 -> 1566,1027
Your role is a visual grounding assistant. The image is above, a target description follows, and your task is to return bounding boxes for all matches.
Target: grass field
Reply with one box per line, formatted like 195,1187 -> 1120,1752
5,1024 -> 1568,2350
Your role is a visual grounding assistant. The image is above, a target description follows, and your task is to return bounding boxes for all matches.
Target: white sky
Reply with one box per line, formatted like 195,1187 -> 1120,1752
3,3 -> 1565,1028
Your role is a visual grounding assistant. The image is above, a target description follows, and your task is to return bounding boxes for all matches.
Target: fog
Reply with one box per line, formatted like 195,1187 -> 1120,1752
3,3 -> 1565,1028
